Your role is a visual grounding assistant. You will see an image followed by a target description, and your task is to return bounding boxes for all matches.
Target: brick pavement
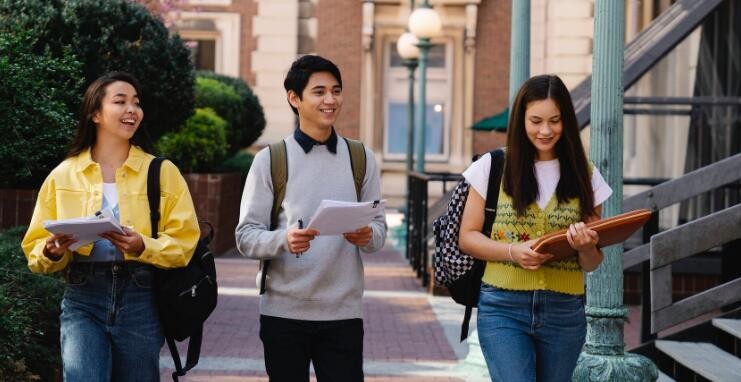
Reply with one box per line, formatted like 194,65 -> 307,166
160,247 -> 471,381
159,245 -> 649,381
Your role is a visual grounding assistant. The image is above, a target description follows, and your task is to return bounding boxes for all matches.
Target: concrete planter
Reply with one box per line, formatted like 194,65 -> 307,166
184,172 -> 242,256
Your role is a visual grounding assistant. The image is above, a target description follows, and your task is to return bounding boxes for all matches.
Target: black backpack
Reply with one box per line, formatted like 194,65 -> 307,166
147,157 -> 218,381
432,149 -> 504,341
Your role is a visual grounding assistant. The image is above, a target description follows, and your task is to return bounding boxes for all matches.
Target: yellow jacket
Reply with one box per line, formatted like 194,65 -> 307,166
22,146 -> 200,273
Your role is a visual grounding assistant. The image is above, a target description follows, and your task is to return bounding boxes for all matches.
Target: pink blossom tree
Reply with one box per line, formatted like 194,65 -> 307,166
132,0 -> 186,28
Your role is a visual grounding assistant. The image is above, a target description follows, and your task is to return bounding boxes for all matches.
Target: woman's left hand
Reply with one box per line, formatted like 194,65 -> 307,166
566,222 -> 599,252
101,226 -> 145,256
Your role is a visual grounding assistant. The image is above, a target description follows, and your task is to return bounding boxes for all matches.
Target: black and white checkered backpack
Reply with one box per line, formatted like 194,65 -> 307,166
432,149 -> 504,341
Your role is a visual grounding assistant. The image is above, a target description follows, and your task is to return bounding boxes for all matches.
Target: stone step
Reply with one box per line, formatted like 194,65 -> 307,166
656,340 -> 741,381
657,370 -> 675,382
713,318 -> 741,341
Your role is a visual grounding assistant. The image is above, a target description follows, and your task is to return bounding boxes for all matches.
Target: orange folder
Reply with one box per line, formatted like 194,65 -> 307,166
532,208 -> 652,261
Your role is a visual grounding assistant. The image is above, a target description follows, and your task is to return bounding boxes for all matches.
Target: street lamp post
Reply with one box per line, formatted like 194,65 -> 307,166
408,0 -> 441,173
572,0 -> 657,380
397,33 -> 420,182
509,0 -> 531,107
397,32 -> 419,259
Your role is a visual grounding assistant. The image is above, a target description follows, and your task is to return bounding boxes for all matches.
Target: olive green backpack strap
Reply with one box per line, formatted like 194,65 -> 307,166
269,141 -> 288,228
259,140 -> 288,295
344,138 -> 366,201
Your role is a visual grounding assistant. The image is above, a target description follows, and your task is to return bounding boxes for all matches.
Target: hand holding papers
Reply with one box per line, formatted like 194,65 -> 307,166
43,208 -> 124,251
306,199 -> 385,236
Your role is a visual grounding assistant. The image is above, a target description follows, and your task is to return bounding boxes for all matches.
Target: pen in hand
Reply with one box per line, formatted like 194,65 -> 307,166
296,219 -> 304,258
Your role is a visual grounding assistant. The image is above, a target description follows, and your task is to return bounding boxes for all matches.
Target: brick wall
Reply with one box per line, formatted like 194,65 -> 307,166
183,173 -> 243,255
623,272 -> 721,305
0,189 -> 37,229
472,0 -> 511,154
315,0 -> 362,140
0,177 -> 240,255
473,131 -> 507,156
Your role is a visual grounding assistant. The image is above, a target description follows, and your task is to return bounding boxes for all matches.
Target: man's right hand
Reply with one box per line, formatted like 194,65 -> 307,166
43,233 -> 76,260
286,228 -> 320,255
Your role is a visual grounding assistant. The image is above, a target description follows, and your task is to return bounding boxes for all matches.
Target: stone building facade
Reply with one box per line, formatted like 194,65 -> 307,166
173,0 -> 699,207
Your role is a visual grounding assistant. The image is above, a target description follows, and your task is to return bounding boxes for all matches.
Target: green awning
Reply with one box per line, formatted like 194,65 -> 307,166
472,107 -> 508,131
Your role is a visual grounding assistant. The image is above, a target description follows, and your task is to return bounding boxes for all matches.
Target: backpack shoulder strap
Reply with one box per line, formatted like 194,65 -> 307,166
460,148 -> 505,342
261,141 -> 288,296
344,138 -> 366,201
268,140 -> 288,228
482,149 -> 505,237
147,156 -> 200,380
147,157 -> 166,239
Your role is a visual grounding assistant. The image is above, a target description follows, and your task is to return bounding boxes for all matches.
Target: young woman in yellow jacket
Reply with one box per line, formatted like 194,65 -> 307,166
22,72 -> 200,382
459,75 -> 613,381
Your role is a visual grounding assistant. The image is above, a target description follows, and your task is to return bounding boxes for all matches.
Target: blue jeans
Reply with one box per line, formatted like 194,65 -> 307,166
477,284 -> 586,382
60,262 -> 163,382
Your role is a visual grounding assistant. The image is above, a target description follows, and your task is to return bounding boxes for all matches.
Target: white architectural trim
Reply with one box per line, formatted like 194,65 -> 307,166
361,1 -> 376,147
252,0 -> 299,145
462,3 -> 477,165
178,11 -> 241,77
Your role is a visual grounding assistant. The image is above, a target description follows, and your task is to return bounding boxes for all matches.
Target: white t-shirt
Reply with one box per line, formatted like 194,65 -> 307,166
102,182 -> 119,210
462,152 -> 613,209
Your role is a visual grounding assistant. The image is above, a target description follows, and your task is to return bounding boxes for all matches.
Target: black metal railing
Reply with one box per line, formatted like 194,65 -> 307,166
406,171 -> 462,287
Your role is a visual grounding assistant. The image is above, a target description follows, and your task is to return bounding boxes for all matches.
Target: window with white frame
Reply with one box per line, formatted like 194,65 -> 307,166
383,41 -> 451,161
173,12 -> 240,77
177,19 -> 218,71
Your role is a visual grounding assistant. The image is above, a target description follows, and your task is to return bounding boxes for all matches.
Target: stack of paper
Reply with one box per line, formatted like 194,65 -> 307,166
306,199 -> 385,235
43,211 -> 124,251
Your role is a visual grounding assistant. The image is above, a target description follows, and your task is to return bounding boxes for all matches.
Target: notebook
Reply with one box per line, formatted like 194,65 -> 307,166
532,208 -> 652,261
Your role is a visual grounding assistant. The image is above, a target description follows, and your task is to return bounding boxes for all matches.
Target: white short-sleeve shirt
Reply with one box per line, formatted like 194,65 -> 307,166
462,152 -> 613,209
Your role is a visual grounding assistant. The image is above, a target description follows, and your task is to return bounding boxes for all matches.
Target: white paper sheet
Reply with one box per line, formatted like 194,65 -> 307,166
43,210 -> 124,251
305,199 -> 385,236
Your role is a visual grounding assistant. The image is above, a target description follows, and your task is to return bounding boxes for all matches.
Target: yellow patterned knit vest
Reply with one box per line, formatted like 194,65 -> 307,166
482,183 -> 585,295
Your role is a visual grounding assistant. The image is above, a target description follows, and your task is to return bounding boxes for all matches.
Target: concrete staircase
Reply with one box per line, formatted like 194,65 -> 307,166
636,312 -> 741,381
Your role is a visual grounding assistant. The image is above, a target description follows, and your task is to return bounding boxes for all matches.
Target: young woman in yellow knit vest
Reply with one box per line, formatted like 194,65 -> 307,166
459,74 -> 612,381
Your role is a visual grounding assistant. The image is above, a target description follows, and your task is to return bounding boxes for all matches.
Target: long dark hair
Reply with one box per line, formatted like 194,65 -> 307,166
502,74 -> 595,220
67,72 -> 153,157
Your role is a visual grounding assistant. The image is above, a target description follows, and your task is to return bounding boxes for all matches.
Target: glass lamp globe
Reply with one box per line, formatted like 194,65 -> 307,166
408,7 -> 442,39
397,32 -> 420,60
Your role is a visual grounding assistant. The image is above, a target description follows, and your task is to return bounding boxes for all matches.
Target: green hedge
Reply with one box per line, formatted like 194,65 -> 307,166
220,151 -> 255,176
0,227 -> 63,381
197,71 -> 266,152
0,31 -> 83,187
157,108 -> 229,173
195,77 -> 243,155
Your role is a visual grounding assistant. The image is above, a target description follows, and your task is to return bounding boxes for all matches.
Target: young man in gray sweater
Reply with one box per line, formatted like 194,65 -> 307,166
235,55 -> 387,381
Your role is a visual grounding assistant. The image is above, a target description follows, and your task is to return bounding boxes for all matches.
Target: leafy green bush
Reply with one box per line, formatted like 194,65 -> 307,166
0,31 -> 83,187
197,71 -> 266,152
0,0 -> 195,143
0,227 -> 63,381
195,77 -> 243,155
157,108 -> 228,173
220,151 -> 255,175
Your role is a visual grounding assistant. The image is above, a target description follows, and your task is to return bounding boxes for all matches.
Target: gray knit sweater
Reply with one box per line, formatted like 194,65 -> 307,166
235,135 -> 387,320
